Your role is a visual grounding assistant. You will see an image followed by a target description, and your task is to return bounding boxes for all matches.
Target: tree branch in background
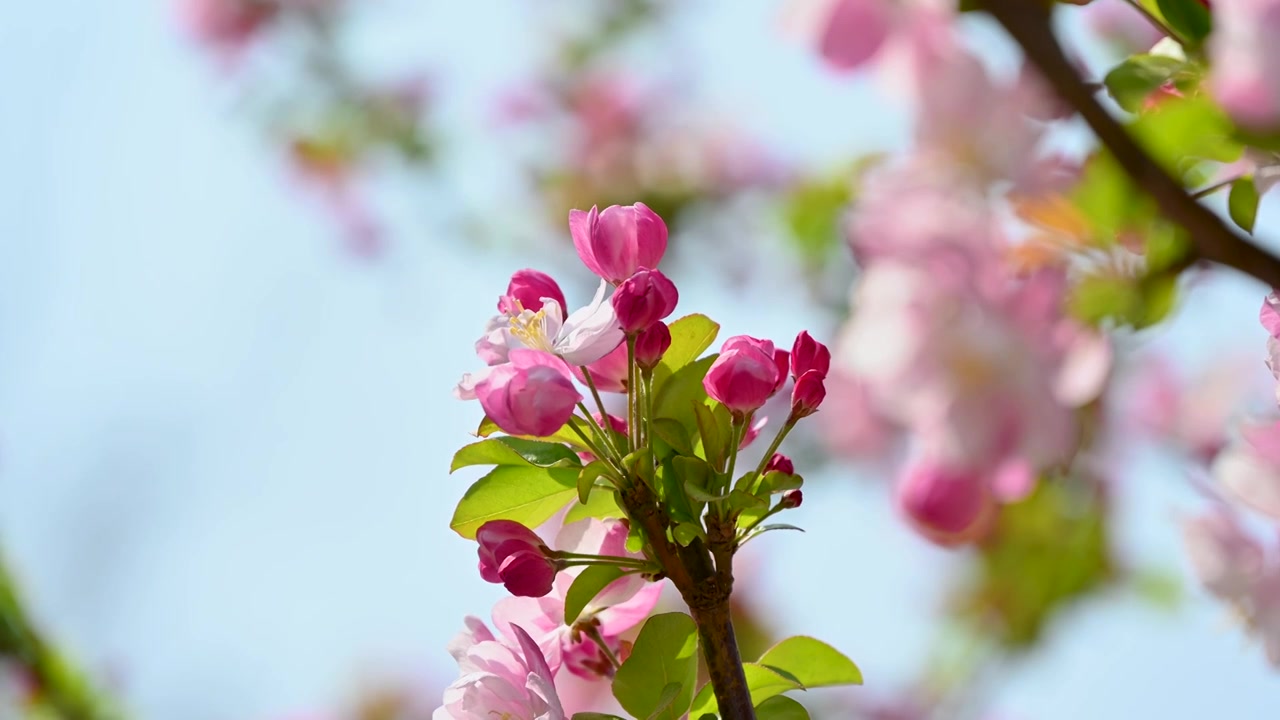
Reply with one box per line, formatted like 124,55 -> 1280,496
980,0 -> 1280,290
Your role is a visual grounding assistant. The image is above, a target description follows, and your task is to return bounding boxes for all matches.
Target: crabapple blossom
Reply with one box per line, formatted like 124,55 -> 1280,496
1212,420 -> 1280,521
790,330 -> 831,380
1181,510 -> 1266,600
475,350 -> 582,437
784,0 -> 894,72
572,342 -> 629,394
436,622 -> 566,720
633,321 -> 672,370
503,269 -> 568,317
1211,0 -> 1280,130
179,0 -> 278,51
790,369 -> 828,419
568,203 -> 668,284
611,269 -> 679,334
896,460 -> 996,547
703,336 -> 789,415
476,520 -> 558,598
765,453 -> 795,475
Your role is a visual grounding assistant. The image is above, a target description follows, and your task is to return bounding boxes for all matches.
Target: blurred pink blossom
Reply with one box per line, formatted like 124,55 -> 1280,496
1210,0 -> 1280,130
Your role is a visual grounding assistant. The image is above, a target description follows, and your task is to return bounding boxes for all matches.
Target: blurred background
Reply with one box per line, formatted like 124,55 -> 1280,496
1,1 -> 1278,718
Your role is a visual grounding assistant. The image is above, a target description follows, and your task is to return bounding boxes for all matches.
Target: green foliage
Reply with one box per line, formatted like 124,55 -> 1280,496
476,415 -> 591,452
783,173 -> 855,266
693,402 -> 731,470
1103,54 -> 1191,113
958,479 -> 1113,648
1130,96 -> 1242,177
689,663 -> 802,717
1229,177 -> 1261,234
1155,0 -> 1211,46
755,696 -> 811,720
653,314 -> 720,390
653,355 -> 717,440
612,613 -> 699,720
450,437 -> 582,473
757,636 -> 863,689
565,488 -> 627,523
449,466 -> 579,538
564,565 -> 629,624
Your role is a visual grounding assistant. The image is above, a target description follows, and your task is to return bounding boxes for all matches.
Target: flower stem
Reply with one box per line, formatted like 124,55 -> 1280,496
579,367 -> 626,456
746,420 -> 796,489
626,337 -> 638,454
574,406 -> 625,471
582,625 -> 622,671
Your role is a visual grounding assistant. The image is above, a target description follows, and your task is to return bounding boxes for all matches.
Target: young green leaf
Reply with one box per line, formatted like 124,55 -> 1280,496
689,663 -> 803,717
450,437 -> 582,472
653,355 -> 717,436
564,488 -> 627,524
756,696 -> 810,720
646,683 -> 684,720
651,417 -> 694,457
476,416 -> 592,452
1103,54 -> 1186,113
1155,0 -> 1211,45
578,461 -> 614,505
449,466 -> 578,539
1229,177 -> 1261,234
693,402 -> 728,470
673,522 -> 706,547
653,314 -> 720,388
564,565 -> 628,625
613,613 -> 699,720
757,636 -> 863,689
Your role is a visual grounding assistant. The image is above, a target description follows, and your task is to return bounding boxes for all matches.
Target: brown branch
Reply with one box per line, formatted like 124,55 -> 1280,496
979,0 -> 1280,290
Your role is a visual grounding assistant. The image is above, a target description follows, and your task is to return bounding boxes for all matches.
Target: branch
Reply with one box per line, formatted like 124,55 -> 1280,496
979,0 -> 1280,290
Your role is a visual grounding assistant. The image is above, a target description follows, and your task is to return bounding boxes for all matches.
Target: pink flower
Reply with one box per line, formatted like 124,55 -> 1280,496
1211,0 -> 1280,130
611,269 -> 679,334
817,371 -> 898,459
569,204 -> 668,284
703,336 -> 788,416
475,350 -> 582,437
1262,292 -> 1280,339
782,0 -> 893,72
572,342 -> 629,394
437,621 -> 566,720
790,369 -> 827,420
765,453 -> 794,475
476,520 -> 558,598
491,519 -> 661,673
896,460 -> 995,547
634,321 -> 672,370
780,489 -> 804,508
179,0 -> 278,51
1082,0 -> 1165,53
503,269 -> 568,317
1212,420 -> 1280,520
1182,510 -> 1266,600
790,331 -> 831,380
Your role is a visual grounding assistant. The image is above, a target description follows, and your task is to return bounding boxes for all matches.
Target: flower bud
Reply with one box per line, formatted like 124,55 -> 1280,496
765,453 -> 794,475
612,269 -> 679,334
569,203 -> 668,284
475,520 -> 557,597
703,336 -> 786,415
790,369 -> 828,420
779,489 -> 804,509
896,461 -> 995,547
635,321 -> 672,370
476,350 -> 582,437
790,331 -> 831,380
502,269 -> 567,316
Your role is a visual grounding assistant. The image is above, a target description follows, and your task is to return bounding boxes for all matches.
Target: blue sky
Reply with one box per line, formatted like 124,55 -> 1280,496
0,1 -> 1277,718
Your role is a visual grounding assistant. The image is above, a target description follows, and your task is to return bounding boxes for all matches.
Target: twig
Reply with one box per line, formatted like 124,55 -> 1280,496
979,0 -> 1280,290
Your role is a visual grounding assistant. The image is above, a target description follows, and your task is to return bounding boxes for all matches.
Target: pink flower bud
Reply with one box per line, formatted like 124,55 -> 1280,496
573,342 -> 629,393
635,321 -> 672,370
790,369 -> 828,419
780,489 -> 804,509
568,203 -> 669,284
502,269 -> 567,316
790,331 -> 831,380
896,462 -> 995,547
765,453 -> 794,475
476,350 -> 582,437
703,336 -> 786,415
475,520 -> 557,597
612,269 -> 679,334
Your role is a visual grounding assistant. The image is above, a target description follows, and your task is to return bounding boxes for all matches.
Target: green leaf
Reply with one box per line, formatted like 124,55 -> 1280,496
1103,54 -> 1186,113
564,565 -> 628,625
653,314 -> 720,390
450,437 -> 581,473
578,460 -> 613,505
693,402 -> 728,470
690,664 -> 803,717
1130,96 -> 1242,175
572,714 -> 627,720
673,522 -> 706,547
476,415 -> 591,452
653,355 -> 717,437
449,466 -> 578,539
1069,274 -> 1143,327
757,636 -> 863,689
660,459 -> 698,523
613,613 -> 699,720
647,683 -> 684,720
1156,0 -> 1211,45
623,448 -> 656,489
1229,177 -> 1261,234
755,696 -> 811,720
651,417 -> 694,457
565,488 -> 627,524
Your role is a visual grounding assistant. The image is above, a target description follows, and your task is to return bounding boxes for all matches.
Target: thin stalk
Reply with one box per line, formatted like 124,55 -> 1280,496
747,420 -> 797,487
626,337 -> 638,454
574,406 -> 625,471
582,625 -> 622,671
724,417 -> 744,500
579,366 -> 626,456
1191,175 -> 1245,200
